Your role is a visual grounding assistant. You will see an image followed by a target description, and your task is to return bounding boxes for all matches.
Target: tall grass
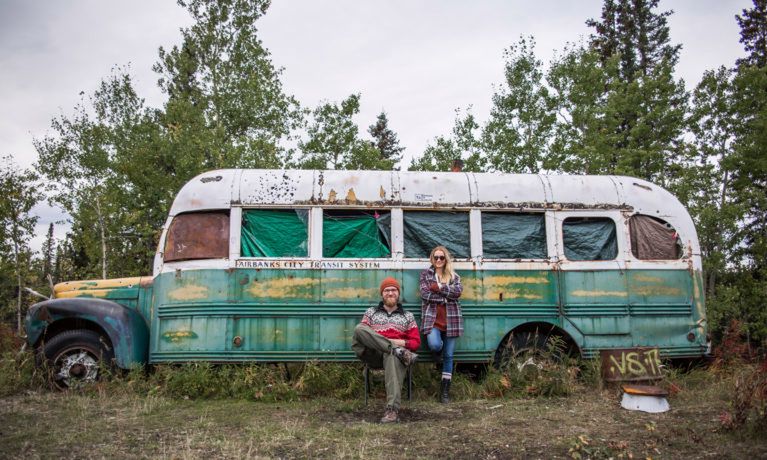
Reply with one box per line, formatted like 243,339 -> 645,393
0,323 -> 46,396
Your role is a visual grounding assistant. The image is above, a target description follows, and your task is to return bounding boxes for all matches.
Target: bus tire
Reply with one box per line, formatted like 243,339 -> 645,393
43,329 -> 114,390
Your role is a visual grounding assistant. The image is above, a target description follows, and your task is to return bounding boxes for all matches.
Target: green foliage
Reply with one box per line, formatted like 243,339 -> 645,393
0,323 -> 45,396
368,111 -> 404,166
0,157 -> 42,330
409,109 -> 484,172
155,0 -> 301,171
296,94 -> 395,170
586,0 -> 680,80
736,0 -> 767,69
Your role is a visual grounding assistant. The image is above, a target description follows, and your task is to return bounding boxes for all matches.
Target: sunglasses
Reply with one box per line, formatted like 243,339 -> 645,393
433,255 -> 446,261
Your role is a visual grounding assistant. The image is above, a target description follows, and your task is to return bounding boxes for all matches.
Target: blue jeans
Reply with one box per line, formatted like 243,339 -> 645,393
427,328 -> 456,375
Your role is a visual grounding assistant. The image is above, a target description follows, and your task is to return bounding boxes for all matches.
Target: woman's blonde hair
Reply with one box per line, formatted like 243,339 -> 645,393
430,246 -> 455,283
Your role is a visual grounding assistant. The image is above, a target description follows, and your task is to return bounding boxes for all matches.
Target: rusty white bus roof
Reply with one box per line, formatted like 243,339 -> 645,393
169,168 -> 696,237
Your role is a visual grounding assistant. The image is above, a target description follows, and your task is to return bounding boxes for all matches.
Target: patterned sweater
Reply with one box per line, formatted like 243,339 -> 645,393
361,302 -> 421,352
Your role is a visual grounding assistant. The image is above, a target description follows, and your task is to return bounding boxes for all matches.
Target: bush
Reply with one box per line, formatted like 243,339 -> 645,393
720,361 -> 767,433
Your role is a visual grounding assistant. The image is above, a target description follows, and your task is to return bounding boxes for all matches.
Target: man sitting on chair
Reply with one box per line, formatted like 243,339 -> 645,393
352,277 -> 420,423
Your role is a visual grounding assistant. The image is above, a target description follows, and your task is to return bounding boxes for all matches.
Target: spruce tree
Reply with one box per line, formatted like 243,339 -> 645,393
368,112 -> 404,166
736,0 -> 767,68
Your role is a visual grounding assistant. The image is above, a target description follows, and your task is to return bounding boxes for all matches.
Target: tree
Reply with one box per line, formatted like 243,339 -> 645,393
684,67 -> 741,299
586,0 -> 681,80
409,109 -> 484,172
411,38 -> 555,174
481,38 -> 555,173
545,43 -> 687,183
35,70 -> 150,279
296,95 -> 394,170
41,223 -> 55,286
736,0 -> 767,69
0,157 -> 41,333
368,112 -> 405,167
154,0 -> 301,173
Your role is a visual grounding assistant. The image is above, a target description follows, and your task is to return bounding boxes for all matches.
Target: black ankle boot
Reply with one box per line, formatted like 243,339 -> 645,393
440,378 -> 451,404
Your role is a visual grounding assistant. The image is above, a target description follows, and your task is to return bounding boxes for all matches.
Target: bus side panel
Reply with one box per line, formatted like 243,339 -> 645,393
561,270 -> 631,335
151,269 -> 232,362
628,269 -> 704,356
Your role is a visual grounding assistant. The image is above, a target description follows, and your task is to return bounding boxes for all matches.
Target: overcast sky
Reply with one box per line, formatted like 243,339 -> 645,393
0,0 -> 749,251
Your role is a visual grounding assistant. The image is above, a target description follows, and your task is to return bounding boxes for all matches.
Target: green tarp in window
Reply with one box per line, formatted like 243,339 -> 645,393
563,218 -> 617,261
403,211 -> 470,259
482,213 -> 547,259
323,212 -> 391,258
241,209 -> 308,257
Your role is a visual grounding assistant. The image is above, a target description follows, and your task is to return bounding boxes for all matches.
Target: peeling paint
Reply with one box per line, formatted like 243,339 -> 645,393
54,277 -> 147,296
168,285 -> 209,300
633,274 -> 664,283
379,186 -> 386,199
483,275 -> 550,285
162,330 -> 198,343
324,287 -> 377,299
57,289 -> 110,299
483,290 -> 543,300
328,189 -> 337,202
247,277 -> 317,299
632,286 -> 683,296
571,290 -> 629,297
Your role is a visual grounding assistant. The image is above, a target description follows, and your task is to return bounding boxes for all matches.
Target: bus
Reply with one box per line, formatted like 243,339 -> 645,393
25,169 -> 708,388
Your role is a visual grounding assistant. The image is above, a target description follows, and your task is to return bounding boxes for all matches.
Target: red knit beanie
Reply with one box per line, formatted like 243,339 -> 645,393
379,277 -> 400,294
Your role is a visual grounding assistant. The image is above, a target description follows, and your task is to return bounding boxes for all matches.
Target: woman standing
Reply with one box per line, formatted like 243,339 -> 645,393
419,246 -> 463,403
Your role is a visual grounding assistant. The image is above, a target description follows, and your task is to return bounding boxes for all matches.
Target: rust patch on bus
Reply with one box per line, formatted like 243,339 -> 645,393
345,188 -> 358,204
379,186 -> 386,199
248,277 -> 317,299
324,287 -> 377,299
633,285 -> 682,296
168,285 -> 209,300
571,290 -> 628,298
328,189 -> 337,202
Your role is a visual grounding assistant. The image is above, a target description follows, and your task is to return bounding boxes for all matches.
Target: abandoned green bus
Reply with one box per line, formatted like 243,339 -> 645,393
25,169 -> 707,388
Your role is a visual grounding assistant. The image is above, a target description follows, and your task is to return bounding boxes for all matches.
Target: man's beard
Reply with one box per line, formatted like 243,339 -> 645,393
383,296 -> 398,308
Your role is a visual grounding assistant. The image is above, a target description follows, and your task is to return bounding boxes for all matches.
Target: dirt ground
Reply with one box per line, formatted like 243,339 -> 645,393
1,380 -> 765,459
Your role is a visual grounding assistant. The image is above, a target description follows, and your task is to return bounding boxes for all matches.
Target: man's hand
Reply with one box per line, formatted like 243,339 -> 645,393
390,339 -> 406,348
429,282 -> 441,293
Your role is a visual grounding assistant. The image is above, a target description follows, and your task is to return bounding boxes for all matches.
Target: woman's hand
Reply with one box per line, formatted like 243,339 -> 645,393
429,282 -> 441,293
390,339 -> 406,347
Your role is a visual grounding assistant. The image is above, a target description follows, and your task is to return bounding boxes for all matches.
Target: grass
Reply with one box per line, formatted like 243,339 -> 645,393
1,377 -> 765,459
1,359 -> 766,459
1,322 -> 765,458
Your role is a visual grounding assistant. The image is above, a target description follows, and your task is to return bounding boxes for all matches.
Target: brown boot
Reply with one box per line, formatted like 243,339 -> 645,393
392,347 -> 419,366
380,406 -> 399,423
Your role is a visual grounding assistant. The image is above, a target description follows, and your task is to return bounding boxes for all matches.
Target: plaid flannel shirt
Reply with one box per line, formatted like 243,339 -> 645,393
419,266 -> 464,337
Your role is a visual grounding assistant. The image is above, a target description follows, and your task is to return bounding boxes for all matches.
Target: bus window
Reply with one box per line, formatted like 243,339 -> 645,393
629,214 -> 682,259
164,211 -> 230,262
323,210 -> 391,258
482,212 -> 547,259
403,211 -> 470,259
562,217 -> 617,261
241,209 -> 308,257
